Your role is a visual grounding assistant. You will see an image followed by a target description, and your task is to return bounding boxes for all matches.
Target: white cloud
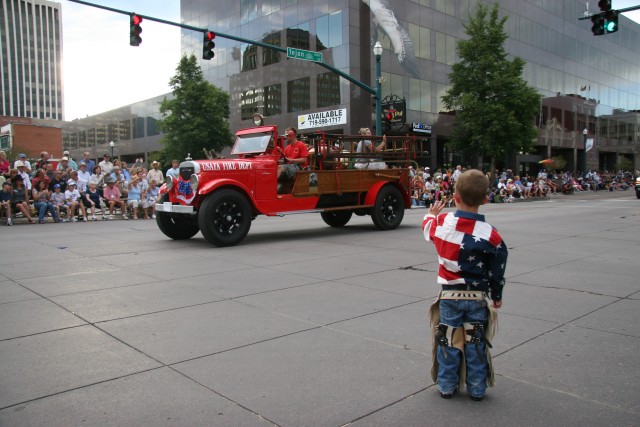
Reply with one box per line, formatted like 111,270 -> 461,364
60,1 -> 181,120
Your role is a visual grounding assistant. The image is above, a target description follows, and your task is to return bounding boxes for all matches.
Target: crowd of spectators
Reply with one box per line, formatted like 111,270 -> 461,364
0,150 -> 172,226
409,163 -> 638,207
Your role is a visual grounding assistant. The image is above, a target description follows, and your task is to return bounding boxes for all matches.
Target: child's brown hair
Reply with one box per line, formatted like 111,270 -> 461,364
454,169 -> 489,206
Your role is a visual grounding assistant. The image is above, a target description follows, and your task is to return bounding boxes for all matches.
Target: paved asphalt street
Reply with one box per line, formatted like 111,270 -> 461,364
0,190 -> 638,426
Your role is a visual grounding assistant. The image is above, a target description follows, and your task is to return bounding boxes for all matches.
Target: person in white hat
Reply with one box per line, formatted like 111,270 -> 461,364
64,180 -> 87,222
15,160 -> 32,190
62,150 -> 78,170
147,161 -> 163,185
14,153 -> 32,175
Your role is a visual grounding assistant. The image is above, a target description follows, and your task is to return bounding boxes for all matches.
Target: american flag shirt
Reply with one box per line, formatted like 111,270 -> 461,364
422,210 -> 508,300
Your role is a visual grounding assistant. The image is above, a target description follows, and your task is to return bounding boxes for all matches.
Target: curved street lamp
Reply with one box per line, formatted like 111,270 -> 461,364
373,41 -> 383,136
582,128 -> 588,178
109,140 -> 115,159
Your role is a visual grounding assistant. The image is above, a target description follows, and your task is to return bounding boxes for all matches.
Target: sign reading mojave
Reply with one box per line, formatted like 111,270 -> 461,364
298,108 -> 347,130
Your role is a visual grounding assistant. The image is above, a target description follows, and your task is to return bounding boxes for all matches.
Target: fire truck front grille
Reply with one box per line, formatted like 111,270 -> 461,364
180,167 -> 194,180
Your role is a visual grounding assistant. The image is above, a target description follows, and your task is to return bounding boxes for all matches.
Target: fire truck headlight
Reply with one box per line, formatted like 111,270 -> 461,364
190,174 -> 199,192
165,176 -> 174,190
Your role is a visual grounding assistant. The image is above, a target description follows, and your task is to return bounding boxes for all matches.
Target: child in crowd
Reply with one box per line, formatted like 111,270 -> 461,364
422,169 -> 508,401
65,180 -> 87,222
1,181 -> 12,225
50,184 -> 68,221
143,179 -> 159,219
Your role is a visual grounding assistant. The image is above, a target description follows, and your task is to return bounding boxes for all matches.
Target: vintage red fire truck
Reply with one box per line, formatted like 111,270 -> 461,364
155,116 -> 423,246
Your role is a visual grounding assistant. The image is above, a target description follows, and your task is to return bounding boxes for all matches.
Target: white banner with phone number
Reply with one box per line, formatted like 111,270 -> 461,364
298,108 -> 347,130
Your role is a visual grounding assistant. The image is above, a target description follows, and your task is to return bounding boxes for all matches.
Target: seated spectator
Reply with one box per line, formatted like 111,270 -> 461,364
32,180 -> 59,223
127,175 -> 145,220
90,165 -> 106,189
11,175 -> 35,223
103,177 -> 127,220
147,161 -> 164,185
142,179 -> 159,219
15,161 -> 32,190
49,170 -> 67,193
31,168 -> 50,191
1,181 -> 12,225
65,180 -> 87,222
110,166 -> 128,197
84,182 -> 103,221
50,184 -> 68,221
0,150 -> 11,180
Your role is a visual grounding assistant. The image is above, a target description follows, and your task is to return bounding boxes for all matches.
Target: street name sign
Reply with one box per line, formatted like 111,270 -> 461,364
287,47 -> 323,63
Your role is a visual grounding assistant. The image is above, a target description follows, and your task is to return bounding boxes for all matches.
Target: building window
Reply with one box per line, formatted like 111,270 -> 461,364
286,23 -> 310,51
241,88 -> 262,120
262,32 -> 281,66
241,43 -> 258,72
316,11 -> 342,51
241,0 -> 257,25
317,72 -> 340,108
261,0 -> 280,15
264,84 -> 282,116
287,77 -> 310,113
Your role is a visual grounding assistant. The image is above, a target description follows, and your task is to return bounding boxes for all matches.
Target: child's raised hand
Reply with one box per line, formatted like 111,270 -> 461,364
428,199 -> 445,216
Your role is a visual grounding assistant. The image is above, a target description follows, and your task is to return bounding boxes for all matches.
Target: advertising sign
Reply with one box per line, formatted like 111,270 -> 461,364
298,108 -> 347,130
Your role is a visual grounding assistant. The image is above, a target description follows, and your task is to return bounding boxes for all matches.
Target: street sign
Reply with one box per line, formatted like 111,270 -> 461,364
287,47 -> 322,63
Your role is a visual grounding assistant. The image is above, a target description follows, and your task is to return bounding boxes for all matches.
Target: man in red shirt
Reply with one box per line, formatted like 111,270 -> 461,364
277,127 -> 309,181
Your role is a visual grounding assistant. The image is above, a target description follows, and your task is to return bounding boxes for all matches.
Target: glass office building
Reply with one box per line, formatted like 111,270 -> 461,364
1,0 -> 63,120
178,0 -> 640,171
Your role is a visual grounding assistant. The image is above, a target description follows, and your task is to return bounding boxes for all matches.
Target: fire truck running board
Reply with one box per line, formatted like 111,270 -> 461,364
269,204 -> 374,217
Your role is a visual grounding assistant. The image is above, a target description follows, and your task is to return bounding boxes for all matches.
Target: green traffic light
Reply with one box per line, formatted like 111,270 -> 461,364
605,21 -> 617,32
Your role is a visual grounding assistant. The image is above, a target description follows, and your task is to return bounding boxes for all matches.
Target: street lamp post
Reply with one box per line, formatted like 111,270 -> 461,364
373,41 -> 383,137
109,141 -> 115,159
582,128 -> 588,178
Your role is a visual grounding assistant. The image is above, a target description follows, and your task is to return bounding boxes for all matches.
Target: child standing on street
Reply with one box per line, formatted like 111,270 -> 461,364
422,169 -> 508,401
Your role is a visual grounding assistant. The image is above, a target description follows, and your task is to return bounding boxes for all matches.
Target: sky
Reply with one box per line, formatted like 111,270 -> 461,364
59,0 -> 640,122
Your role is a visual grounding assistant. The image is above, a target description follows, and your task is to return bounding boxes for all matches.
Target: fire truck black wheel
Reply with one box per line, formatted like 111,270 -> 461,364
371,185 -> 404,230
199,189 -> 252,247
321,210 -> 352,227
156,194 -> 200,240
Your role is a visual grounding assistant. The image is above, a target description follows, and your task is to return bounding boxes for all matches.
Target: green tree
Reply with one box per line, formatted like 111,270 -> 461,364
441,3 -> 540,178
158,54 -> 233,161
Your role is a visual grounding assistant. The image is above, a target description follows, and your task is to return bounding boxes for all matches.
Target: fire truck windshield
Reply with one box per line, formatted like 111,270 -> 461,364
231,132 -> 273,155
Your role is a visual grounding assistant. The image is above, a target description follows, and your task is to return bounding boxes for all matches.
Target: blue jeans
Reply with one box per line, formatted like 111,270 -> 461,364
34,201 -> 57,221
437,299 -> 488,397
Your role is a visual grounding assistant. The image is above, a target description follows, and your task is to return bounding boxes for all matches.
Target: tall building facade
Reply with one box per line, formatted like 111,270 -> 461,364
177,0 -> 640,172
0,0 -> 63,120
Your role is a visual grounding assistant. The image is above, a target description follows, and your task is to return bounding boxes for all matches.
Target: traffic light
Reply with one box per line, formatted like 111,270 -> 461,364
604,9 -> 619,33
591,13 -> 605,35
130,14 -> 142,46
598,0 -> 612,11
203,31 -> 215,60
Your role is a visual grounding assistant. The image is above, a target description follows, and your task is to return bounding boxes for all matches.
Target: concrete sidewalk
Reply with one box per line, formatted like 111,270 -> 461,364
0,190 -> 638,426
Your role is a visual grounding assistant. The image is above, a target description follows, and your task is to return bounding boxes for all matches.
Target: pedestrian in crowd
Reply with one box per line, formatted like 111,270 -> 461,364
89,165 -> 106,189
32,180 -> 59,223
147,161 -> 164,184
0,151 -> 11,179
65,180 -> 87,222
56,157 -> 73,181
98,153 -> 114,175
81,152 -> 95,173
31,168 -> 50,191
121,161 -> 131,182
49,170 -> 67,193
110,166 -> 128,197
103,177 -> 126,220
143,179 -> 159,219
15,161 -> 32,190
84,182 -> 102,221
166,160 -> 180,179
34,151 -> 51,171
14,153 -> 32,175
1,181 -> 12,225
62,150 -> 78,170
50,184 -> 67,221
127,175 -> 145,220
10,175 -> 35,224
422,169 -> 508,402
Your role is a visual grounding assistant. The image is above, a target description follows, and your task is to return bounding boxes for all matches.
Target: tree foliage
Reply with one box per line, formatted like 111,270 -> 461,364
441,3 -> 540,170
158,54 -> 233,161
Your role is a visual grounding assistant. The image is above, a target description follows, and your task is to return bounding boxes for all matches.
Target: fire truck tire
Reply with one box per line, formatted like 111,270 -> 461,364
156,194 -> 200,240
199,189 -> 252,247
321,210 -> 353,227
371,185 -> 404,230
